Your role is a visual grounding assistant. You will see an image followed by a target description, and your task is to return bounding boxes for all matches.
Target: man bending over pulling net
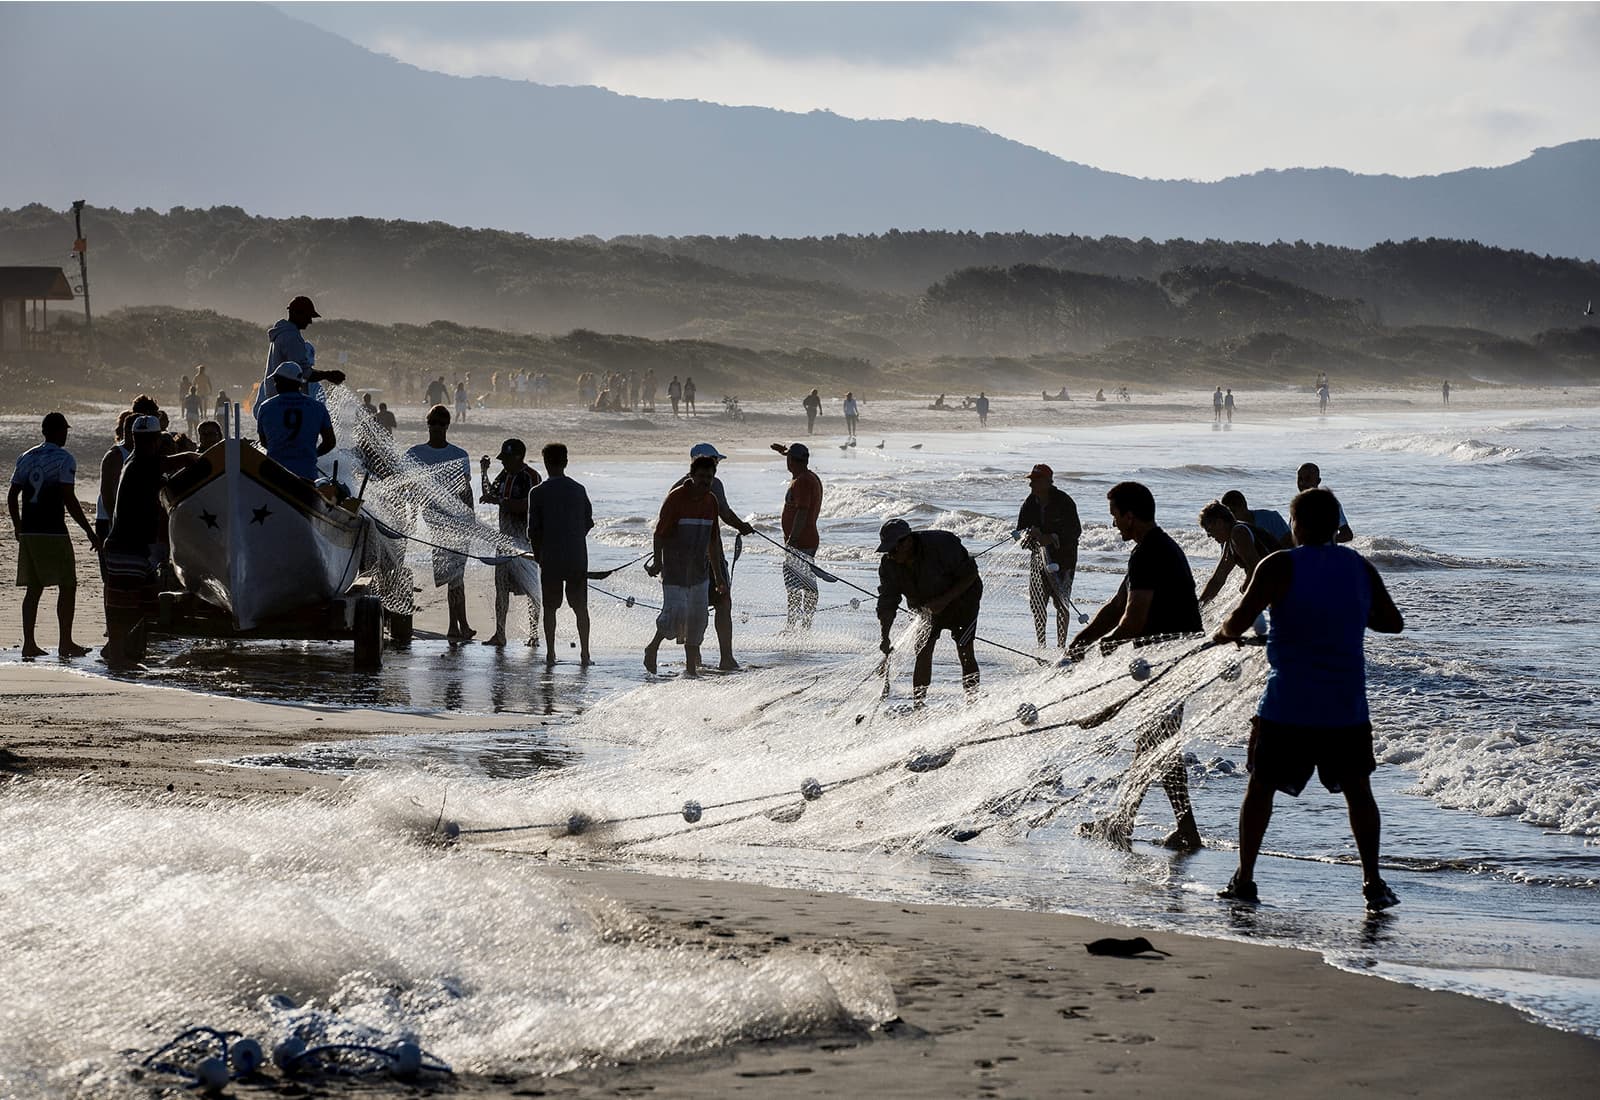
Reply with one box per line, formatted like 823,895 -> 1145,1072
1069,481 -> 1205,851
875,518 -> 983,703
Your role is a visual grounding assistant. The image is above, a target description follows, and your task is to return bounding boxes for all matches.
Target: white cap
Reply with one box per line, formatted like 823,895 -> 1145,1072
270,361 -> 305,383
129,415 -> 161,434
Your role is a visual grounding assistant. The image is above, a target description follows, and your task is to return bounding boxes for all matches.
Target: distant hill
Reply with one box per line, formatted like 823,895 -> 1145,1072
2,3 -> 1597,256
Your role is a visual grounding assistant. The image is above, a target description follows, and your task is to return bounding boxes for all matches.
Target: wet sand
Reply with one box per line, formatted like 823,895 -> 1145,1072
3,384 -> 1598,1093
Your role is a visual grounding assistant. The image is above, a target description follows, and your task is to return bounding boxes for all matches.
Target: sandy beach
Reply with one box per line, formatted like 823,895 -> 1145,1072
1,664 -> 1597,1095
3,383 -> 1598,1095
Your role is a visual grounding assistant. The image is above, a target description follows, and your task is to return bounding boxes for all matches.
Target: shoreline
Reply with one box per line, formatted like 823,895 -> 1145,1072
1,666 -> 1596,1095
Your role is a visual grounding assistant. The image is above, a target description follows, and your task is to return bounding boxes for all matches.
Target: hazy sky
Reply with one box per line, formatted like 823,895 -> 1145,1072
278,2 -> 1597,181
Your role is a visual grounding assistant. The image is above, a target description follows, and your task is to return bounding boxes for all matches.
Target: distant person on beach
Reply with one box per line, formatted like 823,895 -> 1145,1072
772,441 -> 822,630
803,388 -> 822,434
182,386 -> 202,438
843,391 -> 860,441
425,375 -> 449,408
527,442 -> 594,666
454,381 -> 469,423
1069,481 -> 1204,851
194,364 -> 213,402
479,438 -> 540,648
1221,490 -> 1290,549
1017,463 -> 1081,649
256,295 -> 345,412
1212,386 -> 1224,422
1095,388 -> 1106,402
643,369 -> 657,411
1213,487 -> 1405,912
668,375 -> 683,417
376,402 -> 397,434
1225,388 -> 1235,423
676,443 -> 756,671
178,374 -> 191,409
876,518 -> 983,701
975,391 -> 991,427
684,376 -> 697,416
405,405 -> 475,641
643,454 -> 721,677
932,393 -> 948,409
1442,379 -> 1451,405
98,415 -> 167,669
9,412 -> 100,659
255,363 -> 336,480
214,390 -> 231,425
1197,499 -> 1267,606
1296,463 -> 1353,542
1317,381 -> 1330,413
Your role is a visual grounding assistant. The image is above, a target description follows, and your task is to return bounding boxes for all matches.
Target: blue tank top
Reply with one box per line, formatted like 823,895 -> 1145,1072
1259,544 -> 1372,726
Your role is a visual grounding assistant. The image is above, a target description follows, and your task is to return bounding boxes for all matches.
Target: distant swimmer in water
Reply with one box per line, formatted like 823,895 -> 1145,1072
1213,487 -> 1405,912
1296,463 -> 1353,542
1070,481 -> 1205,851
1017,463 -> 1081,649
644,454 -> 721,677
1197,500 -> 1265,606
876,518 -> 982,702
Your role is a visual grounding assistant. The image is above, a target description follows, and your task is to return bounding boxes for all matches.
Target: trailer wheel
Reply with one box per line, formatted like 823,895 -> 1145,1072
387,610 -> 413,646
353,596 -> 383,671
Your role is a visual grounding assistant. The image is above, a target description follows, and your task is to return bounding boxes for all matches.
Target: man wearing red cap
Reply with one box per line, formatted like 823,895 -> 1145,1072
255,295 -> 346,412
1017,464 -> 1081,649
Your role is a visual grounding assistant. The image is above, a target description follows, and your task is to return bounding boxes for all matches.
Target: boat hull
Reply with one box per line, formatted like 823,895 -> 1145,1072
162,442 -> 368,629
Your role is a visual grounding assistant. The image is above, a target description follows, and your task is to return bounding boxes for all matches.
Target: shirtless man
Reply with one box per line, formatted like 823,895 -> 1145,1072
1197,499 -> 1266,606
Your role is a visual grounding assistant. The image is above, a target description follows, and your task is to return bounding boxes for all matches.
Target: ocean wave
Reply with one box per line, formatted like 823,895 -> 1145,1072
1347,432 -> 1525,463
1357,536 -> 1532,571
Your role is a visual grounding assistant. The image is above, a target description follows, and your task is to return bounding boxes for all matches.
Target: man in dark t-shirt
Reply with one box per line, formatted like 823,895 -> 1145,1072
526,442 -> 594,665
1069,481 -> 1204,851
1017,463 -> 1081,648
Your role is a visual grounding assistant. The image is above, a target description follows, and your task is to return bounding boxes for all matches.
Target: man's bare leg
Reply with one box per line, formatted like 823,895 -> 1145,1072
57,585 -> 88,657
483,575 -> 509,646
685,644 -> 701,678
713,594 -> 738,669
643,628 -> 668,674
21,585 -> 46,658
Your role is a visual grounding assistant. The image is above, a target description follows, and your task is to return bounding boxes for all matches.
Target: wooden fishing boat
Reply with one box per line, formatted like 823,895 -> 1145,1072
160,434 -> 371,632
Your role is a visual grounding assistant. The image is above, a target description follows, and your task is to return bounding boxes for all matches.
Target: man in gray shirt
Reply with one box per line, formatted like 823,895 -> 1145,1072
526,442 -> 595,666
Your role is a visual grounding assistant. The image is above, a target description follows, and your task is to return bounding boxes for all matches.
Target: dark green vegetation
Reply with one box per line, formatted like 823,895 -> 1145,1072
2,205 -> 1595,400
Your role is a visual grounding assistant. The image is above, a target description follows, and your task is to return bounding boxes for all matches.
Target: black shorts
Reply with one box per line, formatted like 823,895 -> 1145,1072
540,571 -> 587,612
708,553 -> 730,605
1249,716 -> 1376,797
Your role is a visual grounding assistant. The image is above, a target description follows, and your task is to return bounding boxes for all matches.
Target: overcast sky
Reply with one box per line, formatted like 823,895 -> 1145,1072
279,1 -> 1597,181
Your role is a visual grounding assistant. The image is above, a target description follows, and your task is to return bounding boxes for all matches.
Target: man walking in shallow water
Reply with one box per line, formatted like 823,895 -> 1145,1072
1213,487 -> 1405,911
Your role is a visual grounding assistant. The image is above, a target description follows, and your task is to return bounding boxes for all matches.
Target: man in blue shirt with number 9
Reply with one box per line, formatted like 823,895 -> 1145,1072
255,362 -> 336,480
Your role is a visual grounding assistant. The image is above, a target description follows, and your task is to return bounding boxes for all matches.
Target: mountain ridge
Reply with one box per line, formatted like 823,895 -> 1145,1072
2,3 -> 1596,256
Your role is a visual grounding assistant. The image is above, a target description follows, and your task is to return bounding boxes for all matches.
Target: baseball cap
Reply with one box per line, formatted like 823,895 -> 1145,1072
876,518 -> 913,553
129,415 -> 161,435
689,442 -> 726,460
287,295 -> 321,318
497,438 -> 527,460
1025,463 -> 1053,480
786,442 -> 810,461
270,361 -> 305,383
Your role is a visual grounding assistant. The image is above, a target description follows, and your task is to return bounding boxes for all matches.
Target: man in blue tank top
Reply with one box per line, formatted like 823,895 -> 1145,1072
1213,487 -> 1405,911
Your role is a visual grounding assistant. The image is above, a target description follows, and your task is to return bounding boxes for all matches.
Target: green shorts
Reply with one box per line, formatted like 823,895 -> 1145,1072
16,534 -> 76,589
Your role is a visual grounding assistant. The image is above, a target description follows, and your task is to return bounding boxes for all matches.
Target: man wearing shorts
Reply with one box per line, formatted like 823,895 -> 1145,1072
773,441 -> 821,631
676,443 -> 755,670
479,438 -> 540,647
9,412 -> 100,659
526,442 -> 594,665
404,405 -> 475,640
644,455 -> 720,677
1069,481 -> 1205,851
875,518 -> 982,701
1016,463 -> 1081,649
1214,487 -> 1405,911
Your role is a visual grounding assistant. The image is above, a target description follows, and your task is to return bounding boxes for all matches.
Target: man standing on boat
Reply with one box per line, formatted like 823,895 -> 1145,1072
405,406 -> 476,641
527,442 -> 594,666
479,438 -> 540,648
255,296 -> 345,412
9,412 -> 100,659
255,363 -> 336,480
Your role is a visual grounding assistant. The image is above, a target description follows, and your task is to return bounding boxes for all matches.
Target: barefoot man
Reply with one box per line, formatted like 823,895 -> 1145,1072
644,454 -> 721,677
9,413 -> 100,658
527,442 -> 594,665
1069,481 -> 1205,851
1213,487 -> 1405,911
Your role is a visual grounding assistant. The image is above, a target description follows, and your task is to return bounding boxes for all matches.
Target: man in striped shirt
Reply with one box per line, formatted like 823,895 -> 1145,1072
643,454 -> 721,677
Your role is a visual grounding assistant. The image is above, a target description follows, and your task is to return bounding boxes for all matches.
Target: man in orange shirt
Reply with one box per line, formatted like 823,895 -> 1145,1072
772,442 -> 822,630
644,455 -> 722,676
